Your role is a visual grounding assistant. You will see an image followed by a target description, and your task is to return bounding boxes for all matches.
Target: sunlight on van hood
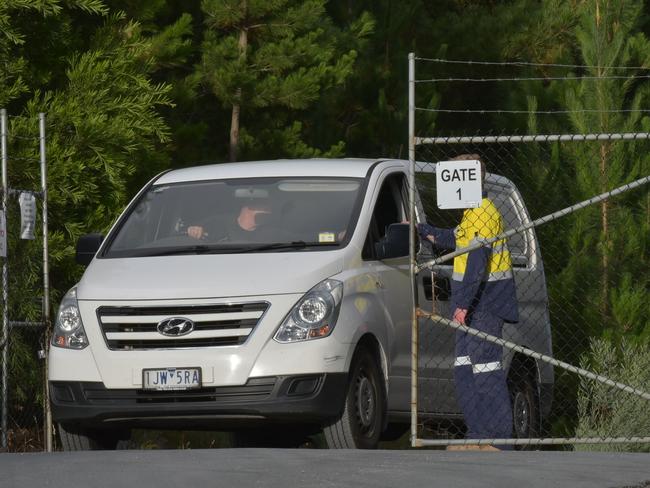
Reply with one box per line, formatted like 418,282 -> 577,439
76,252 -> 344,300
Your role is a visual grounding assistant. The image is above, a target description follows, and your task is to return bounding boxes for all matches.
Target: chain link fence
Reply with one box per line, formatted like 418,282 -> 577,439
3,324 -> 47,452
410,133 -> 650,450
0,110 -> 50,453
2,57 -> 650,452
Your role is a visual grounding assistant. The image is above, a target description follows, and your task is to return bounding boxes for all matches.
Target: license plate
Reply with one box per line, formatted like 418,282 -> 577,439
142,367 -> 202,391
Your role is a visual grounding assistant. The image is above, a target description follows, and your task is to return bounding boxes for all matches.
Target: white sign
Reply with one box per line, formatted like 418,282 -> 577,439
19,192 -> 36,240
0,211 -> 6,257
436,159 -> 483,209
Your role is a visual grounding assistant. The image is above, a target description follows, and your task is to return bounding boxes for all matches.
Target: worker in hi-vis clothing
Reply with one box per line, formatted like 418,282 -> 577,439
418,154 -> 518,451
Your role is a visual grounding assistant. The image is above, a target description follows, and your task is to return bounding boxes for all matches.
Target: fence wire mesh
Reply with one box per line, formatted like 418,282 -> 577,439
3,325 -> 47,452
411,135 -> 650,450
0,213 -> 48,453
0,110 -> 49,452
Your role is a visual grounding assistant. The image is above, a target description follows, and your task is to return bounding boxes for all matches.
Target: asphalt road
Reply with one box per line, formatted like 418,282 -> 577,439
1,449 -> 649,488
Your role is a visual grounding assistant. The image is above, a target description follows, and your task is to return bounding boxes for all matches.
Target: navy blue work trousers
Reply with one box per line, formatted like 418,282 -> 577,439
454,310 -> 513,445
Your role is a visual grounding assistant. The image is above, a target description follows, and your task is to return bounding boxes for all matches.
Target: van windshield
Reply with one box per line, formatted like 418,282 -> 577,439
102,177 -> 365,258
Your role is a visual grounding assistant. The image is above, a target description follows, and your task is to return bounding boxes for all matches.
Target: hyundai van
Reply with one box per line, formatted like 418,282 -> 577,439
48,158 -> 553,449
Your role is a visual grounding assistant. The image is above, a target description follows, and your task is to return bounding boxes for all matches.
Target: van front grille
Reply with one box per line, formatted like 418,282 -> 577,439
96,302 -> 268,351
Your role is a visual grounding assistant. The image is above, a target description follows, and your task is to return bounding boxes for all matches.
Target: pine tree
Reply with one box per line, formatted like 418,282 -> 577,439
562,0 -> 650,336
197,0 -> 372,161
504,0 -> 650,344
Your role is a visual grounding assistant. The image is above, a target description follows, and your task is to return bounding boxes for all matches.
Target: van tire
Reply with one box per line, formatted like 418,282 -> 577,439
58,423 -> 130,451
323,348 -> 384,449
380,423 -> 409,442
508,368 -> 540,446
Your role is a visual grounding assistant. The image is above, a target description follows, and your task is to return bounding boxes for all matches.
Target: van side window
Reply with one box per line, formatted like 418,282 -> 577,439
490,188 -> 528,267
363,173 -> 407,260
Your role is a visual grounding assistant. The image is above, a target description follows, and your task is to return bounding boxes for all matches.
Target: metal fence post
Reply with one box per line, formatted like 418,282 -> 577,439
408,52 -> 419,448
1,108 -> 8,450
39,113 -> 52,452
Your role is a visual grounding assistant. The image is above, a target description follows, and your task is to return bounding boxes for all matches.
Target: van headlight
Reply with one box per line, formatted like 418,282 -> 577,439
274,279 -> 343,343
52,287 -> 89,349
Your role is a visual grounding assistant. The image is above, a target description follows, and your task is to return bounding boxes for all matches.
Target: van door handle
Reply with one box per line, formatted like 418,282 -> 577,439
376,278 -> 385,289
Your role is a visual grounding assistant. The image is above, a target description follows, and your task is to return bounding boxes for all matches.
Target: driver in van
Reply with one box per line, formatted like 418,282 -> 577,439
186,203 -> 272,241
418,154 -> 518,451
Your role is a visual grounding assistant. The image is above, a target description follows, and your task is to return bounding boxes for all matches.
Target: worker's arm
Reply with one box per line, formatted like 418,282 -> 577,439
455,245 -> 490,312
417,223 -> 456,250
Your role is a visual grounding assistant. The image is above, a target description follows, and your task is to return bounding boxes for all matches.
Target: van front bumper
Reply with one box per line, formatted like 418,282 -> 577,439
50,373 -> 347,430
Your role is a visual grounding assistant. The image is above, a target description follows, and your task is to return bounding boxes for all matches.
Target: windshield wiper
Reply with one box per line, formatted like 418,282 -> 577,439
130,241 -> 339,257
135,245 -> 240,257
237,241 -> 340,253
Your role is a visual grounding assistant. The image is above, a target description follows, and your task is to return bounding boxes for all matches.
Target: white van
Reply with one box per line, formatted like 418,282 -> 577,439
48,158 -> 553,449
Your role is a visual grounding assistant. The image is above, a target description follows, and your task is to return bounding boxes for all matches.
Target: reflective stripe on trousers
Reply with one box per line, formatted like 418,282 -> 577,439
454,356 -> 503,374
473,361 -> 502,374
454,355 -> 472,367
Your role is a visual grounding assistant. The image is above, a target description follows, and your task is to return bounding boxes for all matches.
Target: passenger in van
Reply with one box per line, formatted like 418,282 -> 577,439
418,154 -> 518,451
186,203 -> 273,242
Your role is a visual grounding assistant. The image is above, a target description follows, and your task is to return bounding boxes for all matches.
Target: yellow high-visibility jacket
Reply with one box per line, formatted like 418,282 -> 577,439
420,197 -> 519,322
453,198 -> 513,283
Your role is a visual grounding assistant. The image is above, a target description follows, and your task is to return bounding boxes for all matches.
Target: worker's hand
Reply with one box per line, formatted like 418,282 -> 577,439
187,226 -> 206,240
453,308 -> 468,325
417,223 -> 436,244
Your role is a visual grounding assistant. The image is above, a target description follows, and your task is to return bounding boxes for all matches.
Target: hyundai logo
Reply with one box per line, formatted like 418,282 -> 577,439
156,317 -> 195,337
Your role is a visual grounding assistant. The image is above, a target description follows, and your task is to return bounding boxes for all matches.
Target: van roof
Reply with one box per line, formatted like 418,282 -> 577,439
155,158 -> 394,184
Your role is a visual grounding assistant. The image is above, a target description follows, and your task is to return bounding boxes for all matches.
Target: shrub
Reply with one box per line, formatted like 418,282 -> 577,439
575,339 -> 650,452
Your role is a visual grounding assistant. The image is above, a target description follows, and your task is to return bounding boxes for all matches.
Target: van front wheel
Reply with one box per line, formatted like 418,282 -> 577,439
323,348 -> 384,449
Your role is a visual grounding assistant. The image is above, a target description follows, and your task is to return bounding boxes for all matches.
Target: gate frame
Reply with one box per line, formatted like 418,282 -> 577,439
407,53 -> 650,448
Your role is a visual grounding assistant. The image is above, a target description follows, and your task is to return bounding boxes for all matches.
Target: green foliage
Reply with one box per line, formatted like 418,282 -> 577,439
148,13 -> 194,69
558,1 -> 650,342
0,0 -> 649,447
503,0 -> 578,66
502,0 -> 650,440
609,274 -> 650,340
0,1 -> 109,105
197,0 -> 373,159
8,13 -> 173,291
575,338 -> 650,452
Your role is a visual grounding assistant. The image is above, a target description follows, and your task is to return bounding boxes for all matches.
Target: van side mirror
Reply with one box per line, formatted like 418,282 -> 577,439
76,233 -> 104,265
375,223 -> 410,260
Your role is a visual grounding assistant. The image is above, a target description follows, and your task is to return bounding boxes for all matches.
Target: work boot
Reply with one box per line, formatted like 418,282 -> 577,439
478,445 -> 501,451
446,444 -> 482,451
